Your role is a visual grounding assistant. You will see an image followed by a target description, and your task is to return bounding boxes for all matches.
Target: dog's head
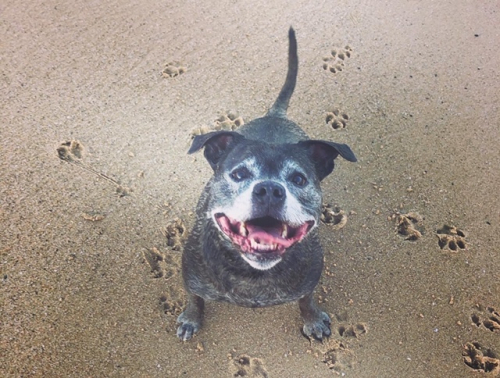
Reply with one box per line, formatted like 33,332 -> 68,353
189,131 -> 356,270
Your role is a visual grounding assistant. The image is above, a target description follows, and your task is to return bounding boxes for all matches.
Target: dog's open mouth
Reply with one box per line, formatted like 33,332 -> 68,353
215,213 -> 314,255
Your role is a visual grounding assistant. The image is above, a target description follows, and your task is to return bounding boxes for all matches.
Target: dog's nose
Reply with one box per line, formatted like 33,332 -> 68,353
252,181 -> 286,206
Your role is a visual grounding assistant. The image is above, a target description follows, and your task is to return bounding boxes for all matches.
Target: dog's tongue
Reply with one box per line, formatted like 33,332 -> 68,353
245,223 -> 292,247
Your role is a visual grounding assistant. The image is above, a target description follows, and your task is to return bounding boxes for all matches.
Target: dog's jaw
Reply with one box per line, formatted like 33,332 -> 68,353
241,253 -> 282,271
213,213 -> 315,270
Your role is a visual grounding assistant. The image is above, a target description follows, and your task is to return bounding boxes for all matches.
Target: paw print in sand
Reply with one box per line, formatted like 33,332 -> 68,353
312,312 -> 367,375
396,212 -> 424,241
321,204 -> 347,230
161,218 -> 187,251
437,225 -> 466,251
322,46 -> 352,74
471,305 -> 500,333
230,354 -> 268,377
143,246 -> 181,280
190,112 -> 244,139
338,323 -> 368,339
162,61 -> 186,78
316,323 -> 366,375
333,311 -> 368,339
57,140 -> 84,162
463,342 -> 499,374
325,109 -> 350,130
143,246 -> 185,316
159,286 -> 185,317
321,340 -> 354,374
214,112 -> 244,131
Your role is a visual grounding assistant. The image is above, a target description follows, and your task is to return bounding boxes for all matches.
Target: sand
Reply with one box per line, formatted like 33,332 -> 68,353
1,0 -> 499,376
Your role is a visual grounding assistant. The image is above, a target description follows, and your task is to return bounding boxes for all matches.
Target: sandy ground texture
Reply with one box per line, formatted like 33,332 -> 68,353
1,0 -> 500,376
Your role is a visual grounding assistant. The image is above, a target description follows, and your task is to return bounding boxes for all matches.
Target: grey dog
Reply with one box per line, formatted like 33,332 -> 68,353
177,27 -> 357,341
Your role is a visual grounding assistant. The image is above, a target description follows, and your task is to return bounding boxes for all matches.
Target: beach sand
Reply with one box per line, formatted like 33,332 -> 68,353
1,0 -> 499,376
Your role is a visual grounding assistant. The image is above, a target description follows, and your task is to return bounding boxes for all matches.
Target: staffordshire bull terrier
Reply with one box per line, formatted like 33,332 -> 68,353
177,27 -> 356,341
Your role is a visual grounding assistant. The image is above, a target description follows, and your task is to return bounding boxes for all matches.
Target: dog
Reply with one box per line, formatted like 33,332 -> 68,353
177,27 -> 356,341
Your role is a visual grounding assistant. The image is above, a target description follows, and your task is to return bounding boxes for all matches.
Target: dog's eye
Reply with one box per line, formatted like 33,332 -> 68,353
290,172 -> 307,187
230,167 -> 251,182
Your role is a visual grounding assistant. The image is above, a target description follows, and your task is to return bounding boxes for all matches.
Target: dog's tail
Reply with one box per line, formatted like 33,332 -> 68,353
267,27 -> 298,118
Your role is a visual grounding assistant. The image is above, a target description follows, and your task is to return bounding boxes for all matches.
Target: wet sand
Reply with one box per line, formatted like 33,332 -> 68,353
1,0 -> 499,376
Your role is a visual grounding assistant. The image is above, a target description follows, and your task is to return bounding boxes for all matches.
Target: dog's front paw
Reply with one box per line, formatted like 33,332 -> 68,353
302,311 -> 331,341
176,312 -> 201,341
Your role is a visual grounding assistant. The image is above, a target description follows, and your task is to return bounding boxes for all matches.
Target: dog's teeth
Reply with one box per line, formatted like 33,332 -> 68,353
239,222 -> 248,237
281,224 -> 288,238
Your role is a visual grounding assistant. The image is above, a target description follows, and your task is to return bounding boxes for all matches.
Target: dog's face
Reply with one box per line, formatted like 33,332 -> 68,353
189,131 -> 356,270
211,141 -> 322,270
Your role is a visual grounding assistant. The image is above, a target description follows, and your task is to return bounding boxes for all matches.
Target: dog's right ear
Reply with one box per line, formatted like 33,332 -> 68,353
297,140 -> 357,181
188,131 -> 244,170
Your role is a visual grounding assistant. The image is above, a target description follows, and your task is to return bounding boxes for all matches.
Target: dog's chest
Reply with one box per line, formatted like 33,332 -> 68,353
195,275 -> 307,308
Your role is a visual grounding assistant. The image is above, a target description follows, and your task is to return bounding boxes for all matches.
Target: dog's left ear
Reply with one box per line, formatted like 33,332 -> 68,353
298,140 -> 357,181
188,131 -> 244,171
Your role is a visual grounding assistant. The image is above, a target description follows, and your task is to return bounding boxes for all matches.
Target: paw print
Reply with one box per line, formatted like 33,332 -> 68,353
321,204 -> 347,230
325,109 -> 349,130
321,341 -> 354,373
396,212 -> 424,241
189,124 -> 213,139
214,112 -> 244,131
311,312 -> 367,375
437,225 -> 467,251
471,305 -> 500,333
322,46 -> 352,74
142,245 -> 181,280
230,354 -> 268,377
463,342 -> 500,374
161,218 -> 187,251
159,287 -> 185,317
189,112 -> 244,140
162,61 -> 186,78
57,140 -> 84,162
337,323 -> 368,339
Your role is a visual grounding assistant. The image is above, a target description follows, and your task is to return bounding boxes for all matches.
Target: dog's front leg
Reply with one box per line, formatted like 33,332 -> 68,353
298,293 -> 331,340
176,293 -> 204,341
